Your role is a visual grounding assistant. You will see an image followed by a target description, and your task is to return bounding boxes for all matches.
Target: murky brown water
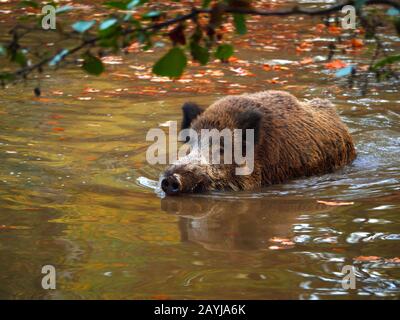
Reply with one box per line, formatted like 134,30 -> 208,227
0,0 -> 399,299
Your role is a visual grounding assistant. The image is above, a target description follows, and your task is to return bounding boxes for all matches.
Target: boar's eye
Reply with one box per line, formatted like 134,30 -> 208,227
236,109 -> 262,144
181,102 -> 203,130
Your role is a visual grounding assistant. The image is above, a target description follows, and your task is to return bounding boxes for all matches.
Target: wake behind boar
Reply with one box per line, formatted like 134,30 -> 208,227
161,90 -> 356,195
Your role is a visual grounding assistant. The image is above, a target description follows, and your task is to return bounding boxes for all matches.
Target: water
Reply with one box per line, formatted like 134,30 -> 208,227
0,0 -> 399,299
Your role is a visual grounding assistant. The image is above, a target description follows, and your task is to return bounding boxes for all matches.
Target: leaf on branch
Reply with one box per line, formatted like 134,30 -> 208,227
142,10 -> 162,19
215,44 -> 234,62
325,59 -> 347,69
127,0 -> 143,9
0,72 -> 14,83
103,1 -> 129,10
100,18 -> 118,31
335,66 -> 353,77
190,42 -> 209,65
12,50 -> 27,67
82,53 -> 105,76
55,5 -> 74,14
152,47 -> 187,78
355,0 -> 367,11
19,1 -> 39,9
103,0 -> 144,10
386,8 -> 400,16
49,49 -> 69,66
233,13 -> 247,35
394,17 -> 400,35
372,54 -> 400,71
99,18 -> 120,39
202,0 -> 212,9
72,20 -> 96,33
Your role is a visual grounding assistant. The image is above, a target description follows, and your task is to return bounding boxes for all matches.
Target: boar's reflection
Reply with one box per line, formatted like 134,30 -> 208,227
161,196 -> 330,252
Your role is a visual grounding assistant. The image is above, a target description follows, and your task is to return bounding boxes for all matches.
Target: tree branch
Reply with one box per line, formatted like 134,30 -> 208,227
5,0 -> 400,82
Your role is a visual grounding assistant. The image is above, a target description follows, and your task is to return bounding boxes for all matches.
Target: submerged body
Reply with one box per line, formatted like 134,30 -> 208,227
161,90 -> 356,195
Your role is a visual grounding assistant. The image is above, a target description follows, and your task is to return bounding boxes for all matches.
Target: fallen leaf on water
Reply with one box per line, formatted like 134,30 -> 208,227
296,42 -> 313,53
85,156 -> 97,161
101,55 -> 123,65
351,38 -> 364,48
354,256 -> 381,262
315,23 -> 326,33
266,78 -> 287,84
270,237 -> 291,243
52,127 -> 65,132
262,64 -> 272,71
386,258 -> 400,263
328,26 -> 342,35
269,244 -> 294,250
230,67 -> 255,76
228,56 -> 239,63
269,237 -> 295,248
0,225 -> 30,230
317,200 -> 354,206
300,57 -> 313,65
35,98 -> 52,103
83,87 -> 100,93
50,114 -> 64,119
325,60 -> 347,69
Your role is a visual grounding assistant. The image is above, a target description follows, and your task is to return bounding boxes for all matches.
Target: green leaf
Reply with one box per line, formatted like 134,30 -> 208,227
387,8 -> 400,16
152,47 -> 187,78
99,18 -> 120,38
190,42 -> 209,65
0,45 -> 5,56
55,5 -> 74,14
372,54 -> 400,70
12,50 -> 27,67
394,17 -> 400,35
82,53 -> 104,75
355,0 -> 367,11
72,20 -> 96,33
48,49 -> 69,66
100,18 -> 118,30
335,66 -> 353,77
19,0 -> 39,9
215,44 -> 234,61
202,0 -> 211,8
142,10 -> 161,19
103,1 -> 128,10
233,13 -> 247,35
127,0 -> 141,9
0,72 -> 15,82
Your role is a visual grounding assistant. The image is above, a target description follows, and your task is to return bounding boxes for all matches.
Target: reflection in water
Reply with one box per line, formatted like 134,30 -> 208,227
162,197 -> 330,251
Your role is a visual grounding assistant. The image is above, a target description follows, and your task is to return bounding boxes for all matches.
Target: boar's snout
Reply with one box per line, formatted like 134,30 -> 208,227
161,175 -> 181,195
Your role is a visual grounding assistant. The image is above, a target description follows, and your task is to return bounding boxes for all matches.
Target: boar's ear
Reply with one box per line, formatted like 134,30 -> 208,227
236,109 -> 262,144
181,102 -> 203,129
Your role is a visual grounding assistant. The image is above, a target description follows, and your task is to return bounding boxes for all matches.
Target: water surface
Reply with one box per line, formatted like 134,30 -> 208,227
0,0 -> 399,299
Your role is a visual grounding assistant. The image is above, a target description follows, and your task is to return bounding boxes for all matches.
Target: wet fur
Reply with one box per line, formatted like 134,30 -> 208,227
165,90 -> 357,192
